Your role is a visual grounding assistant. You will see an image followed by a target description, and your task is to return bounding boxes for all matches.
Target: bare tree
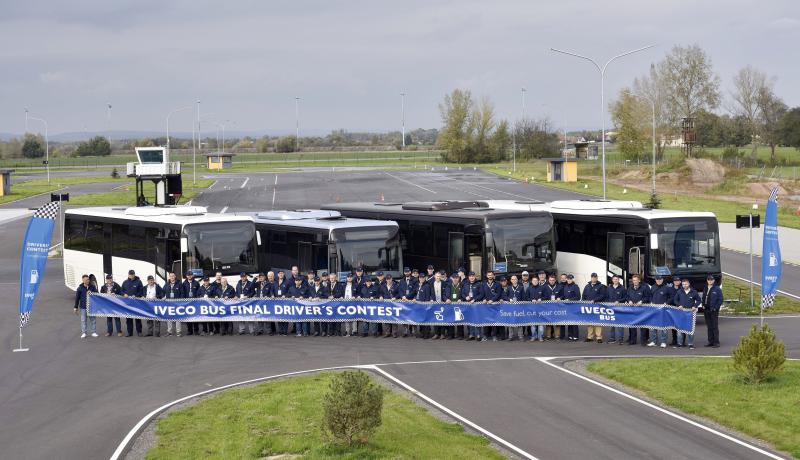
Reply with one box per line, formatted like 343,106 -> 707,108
730,66 -> 769,154
632,63 -> 670,160
659,44 -> 721,156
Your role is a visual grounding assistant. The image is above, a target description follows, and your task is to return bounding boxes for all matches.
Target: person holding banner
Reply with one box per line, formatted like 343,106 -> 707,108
217,277 -> 236,335
338,273 -> 359,337
702,274 -> 723,348
235,273 -> 255,335
505,274 -> 525,341
310,277 -> 329,336
626,274 -> 651,345
380,274 -> 401,337
674,278 -> 700,349
582,273 -> 607,343
182,271 -> 200,336
121,270 -> 144,337
144,275 -> 164,337
289,277 -> 310,337
100,275 -> 123,337
482,271 -> 502,341
164,272 -> 184,337
540,274 -> 561,340
74,274 -> 98,338
647,275 -> 673,348
606,275 -> 627,344
527,275 -> 544,342
254,273 -> 274,336
197,276 -> 216,335
563,274 -> 581,341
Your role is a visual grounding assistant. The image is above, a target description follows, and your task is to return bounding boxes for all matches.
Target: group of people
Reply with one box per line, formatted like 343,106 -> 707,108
73,264 -> 723,349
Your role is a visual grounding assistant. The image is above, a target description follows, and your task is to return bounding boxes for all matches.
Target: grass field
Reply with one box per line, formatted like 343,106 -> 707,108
721,276 -> 800,314
146,372 -> 503,460
67,179 -> 213,206
0,182 -> 61,205
587,358 -> 800,458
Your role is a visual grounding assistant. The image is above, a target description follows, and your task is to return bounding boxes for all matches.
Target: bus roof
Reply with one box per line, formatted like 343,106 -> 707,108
482,200 -> 717,221
322,201 -> 548,221
65,206 -> 253,226
239,210 -> 399,231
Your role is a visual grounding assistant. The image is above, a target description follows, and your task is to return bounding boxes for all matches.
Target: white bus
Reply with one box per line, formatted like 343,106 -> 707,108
63,206 -> 259,289
244,210 -> 402,279
483,200 -> 721,289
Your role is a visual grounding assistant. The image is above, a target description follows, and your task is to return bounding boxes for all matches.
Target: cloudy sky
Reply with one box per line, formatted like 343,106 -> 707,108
2,0 -> 798,136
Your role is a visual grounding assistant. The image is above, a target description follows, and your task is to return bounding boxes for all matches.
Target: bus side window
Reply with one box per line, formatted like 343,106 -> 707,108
86,221 -> 104,253
65,218 -> 87,251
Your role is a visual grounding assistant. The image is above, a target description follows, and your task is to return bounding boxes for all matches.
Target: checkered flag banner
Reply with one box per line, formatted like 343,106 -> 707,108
18,201 -> 60,329
33,200 -> 60,220
760,186 -> 781,310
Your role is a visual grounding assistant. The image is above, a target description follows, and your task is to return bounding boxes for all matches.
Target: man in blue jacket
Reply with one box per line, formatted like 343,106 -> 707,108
254,272 -> 274,335
197,276 -> 216,335
163,272 -> 185,337
74,274 -> 98,338
626,274 -> 651,345
182,271 -> 201,336
540,274 -> 561,340
235,272 -> 255,335
100,274 -> 123,337
702,274 -> 723,348
606,275 -> 626,344
121,269 -> 144,337
429,271 -> 452,340
582,273 -> 607,343
563,274 -> 582,341
527,276 -> 545,341
647,275 -> 673,348
674,278 -> 701,349
144,275 -> 165,337
482,271 -> 503,341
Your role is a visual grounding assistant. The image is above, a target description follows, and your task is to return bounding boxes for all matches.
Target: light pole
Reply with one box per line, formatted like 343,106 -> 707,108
631,92 -> 657,195
521,87 -> 526,119
400,92 -> 406,149
27,114 -> 49,184
106,103 -> 112,140
194,100 -> 200,186
295,97 -> 300,152
25,108 -> 29,133
166,105 -> 193,152
550,44 -> 656,199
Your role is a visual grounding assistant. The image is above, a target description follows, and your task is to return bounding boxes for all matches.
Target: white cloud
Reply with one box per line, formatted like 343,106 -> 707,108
769,17 -> 800,30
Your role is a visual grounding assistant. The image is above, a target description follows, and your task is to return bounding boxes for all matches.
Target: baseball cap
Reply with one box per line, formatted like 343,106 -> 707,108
377,271 -> 384,276
105,274 -> 113,280
356,266 -> 364,272
314,276 -> 321,282
411,268 -> 419,274
321,272 -> 328,277
403,267 -> 411,272
427,264 -> 434,270
706,274 -> 716,281
451,272 -> 459,278
386,274 -> 393,280
186,270 -> 194,276
655,275 -> 664,280
521,270 -> 530,276
567,274 -> 575,279
590,272 -> 598,277
240,272 -> 247,277
147,275 -> 154,281
370,276 -> 378,282
499,275 -> 507,281
202,276 -> 209,281
457,267 -> 465,273
537,270 -> 546,275
468,271 -> 476,276
128,270 -> 136,275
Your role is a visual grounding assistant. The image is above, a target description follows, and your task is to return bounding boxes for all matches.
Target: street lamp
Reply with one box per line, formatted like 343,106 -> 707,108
550,44 -> 656,199
166,105 -> 193,152
295,97 -> 300,152
400,92 -> 406,149
194,100 -> 200,186
106,103 -> 112,140
521,87 -> 526,119
26,113 -> 49,184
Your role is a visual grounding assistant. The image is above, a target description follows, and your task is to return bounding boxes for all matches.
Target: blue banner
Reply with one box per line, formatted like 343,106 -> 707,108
19,202 -> 60,328
761,187 -> 782,308
88,295 -> 696,334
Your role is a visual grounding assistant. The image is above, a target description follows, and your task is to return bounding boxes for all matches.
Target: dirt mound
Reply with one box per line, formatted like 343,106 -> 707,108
618,170 -> 646,180
746,182 -> 789,198
686,158 -> 725,185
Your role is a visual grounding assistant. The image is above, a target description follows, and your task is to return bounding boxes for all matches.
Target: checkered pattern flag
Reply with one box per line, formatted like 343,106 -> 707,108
19,311 -> 30,328
761,293 -> 775,309
34,201 -> 59,220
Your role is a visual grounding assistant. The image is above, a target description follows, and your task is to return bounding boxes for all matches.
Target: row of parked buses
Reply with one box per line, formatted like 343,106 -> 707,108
63,199 -> 720,291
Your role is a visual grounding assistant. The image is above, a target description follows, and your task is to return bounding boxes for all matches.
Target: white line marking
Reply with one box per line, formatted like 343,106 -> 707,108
723,271 -> 800,300
240,177 -> 249,189
535,357 -> 784,460
382,171 -> 436,194
185,200 -> 192,206
208,180 -> 218,190
453,179 -> 537,200
368,365 -> 538,460
274,174 -> 278,186
220,206 -> 228,214
109,365 -> 352,460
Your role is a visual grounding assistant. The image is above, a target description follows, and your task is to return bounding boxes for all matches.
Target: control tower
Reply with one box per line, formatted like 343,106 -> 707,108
126,147 -> 183,206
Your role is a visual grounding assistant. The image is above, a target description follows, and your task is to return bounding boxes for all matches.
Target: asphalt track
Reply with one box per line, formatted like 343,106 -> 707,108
2,167 -> 798,460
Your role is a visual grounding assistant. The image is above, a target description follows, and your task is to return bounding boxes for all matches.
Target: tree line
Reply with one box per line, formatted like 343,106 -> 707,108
611,44 -> 800,163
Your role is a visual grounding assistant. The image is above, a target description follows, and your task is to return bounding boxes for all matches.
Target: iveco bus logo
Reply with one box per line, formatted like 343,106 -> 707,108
580,306 -> 615,321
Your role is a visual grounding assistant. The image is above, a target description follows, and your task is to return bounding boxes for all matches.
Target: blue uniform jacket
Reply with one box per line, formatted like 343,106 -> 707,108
563,283 -> 581,301
254,281 -> 274,297
415,282 -> 431,301
398,277 -> 419,300
482,280 -> 503,302
461,281 -> 485,301
163,281 -> 184,299
236,280 -> 254,298
358,283 -> 379,299
182,279 -> 200,298
626,284 -> 652,304
506,284 -> 526,301
380,282 -> 400,300
74,282 -> 98,309
674,288 -> 701,309
309,284 -> 329,299
607,283 -> 627,302
100,282 -> 121,296
650,283 -> 673,304
217,284 -> 236,299
428,280 -> 451,302
526,283 -> 543,301
121,277 -> 143,297
288,284 -> 310,298
198,284 -> 217,298
539,282 -> 560,300
702,285 -> 723,311
582,282 -> 607,302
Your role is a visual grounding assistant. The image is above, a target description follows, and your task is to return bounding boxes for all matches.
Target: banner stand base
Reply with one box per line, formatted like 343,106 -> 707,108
13,328 -> 29,352
12,348 -> 30,353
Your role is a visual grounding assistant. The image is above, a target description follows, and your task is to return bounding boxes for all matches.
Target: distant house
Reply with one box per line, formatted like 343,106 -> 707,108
206,152 -> 235,170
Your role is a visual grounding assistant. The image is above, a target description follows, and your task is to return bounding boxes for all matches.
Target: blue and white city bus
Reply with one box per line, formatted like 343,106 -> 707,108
63,206 -> 259,289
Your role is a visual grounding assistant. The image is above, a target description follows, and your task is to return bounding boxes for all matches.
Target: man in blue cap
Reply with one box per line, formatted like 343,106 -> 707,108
702,274 -> 723,348
235,272 -> 255,335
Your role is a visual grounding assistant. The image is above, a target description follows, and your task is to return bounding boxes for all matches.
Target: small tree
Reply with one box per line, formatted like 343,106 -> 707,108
22,134 -> 45,158
646,191 -> 662,209
110,167 -> 119,179
322,371 -> 384,445
731,324 -> 785,384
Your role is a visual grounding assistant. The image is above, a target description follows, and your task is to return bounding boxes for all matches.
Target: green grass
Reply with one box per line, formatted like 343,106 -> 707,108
481,162 -> 800,229
67,179 -> 213,206
146,372 -> 504,460
721,276 -> 800,315
20,175 -> 128,187
0,182 -> 60,204
587,358 -> 800,458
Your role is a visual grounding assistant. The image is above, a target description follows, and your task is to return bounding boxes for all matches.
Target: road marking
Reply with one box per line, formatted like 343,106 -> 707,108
382,171 -> 436,194
208,180 -> 218,190
220,206 -> 228,214
240,177 -> 249,189
367,365 -> 539,460
535,357 -> 784,460
450,177 -> 538,200
723,271 -> 800,300
271,175 -> 278,209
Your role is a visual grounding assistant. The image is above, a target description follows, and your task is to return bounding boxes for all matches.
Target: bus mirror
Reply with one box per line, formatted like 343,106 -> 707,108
256,230 -> 262,245
650,233 -> 659,250
180,237 -> 188,253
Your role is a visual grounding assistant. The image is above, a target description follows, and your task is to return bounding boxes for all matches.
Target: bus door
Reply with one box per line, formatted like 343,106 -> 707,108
465,234 -> 483,278
166,229 -> 182,279
626,235 -> 647,280
298,241 -> 312,273
606,232 -> 625,283
448,232 -> 464,274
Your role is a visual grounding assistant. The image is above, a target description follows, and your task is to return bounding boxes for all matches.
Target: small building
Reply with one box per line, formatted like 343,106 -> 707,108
0,169 -> 14,197
205,152 -> 235,170
543,157 -> 577,182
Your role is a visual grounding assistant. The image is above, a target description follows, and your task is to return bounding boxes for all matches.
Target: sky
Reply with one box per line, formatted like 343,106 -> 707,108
2,0 -> 799,137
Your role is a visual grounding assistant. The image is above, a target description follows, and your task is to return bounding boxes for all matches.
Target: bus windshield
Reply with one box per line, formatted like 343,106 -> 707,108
184,222 -> 258,275
649,218 -> 719,274
331,226 -> 401,274
487,217 -> 554,272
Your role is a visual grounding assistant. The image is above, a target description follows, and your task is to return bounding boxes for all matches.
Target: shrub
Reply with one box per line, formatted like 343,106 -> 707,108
111,167 -> 119,179
731,324 -> 786,384
646,191 -> 662,209
322,370 -> 384,445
